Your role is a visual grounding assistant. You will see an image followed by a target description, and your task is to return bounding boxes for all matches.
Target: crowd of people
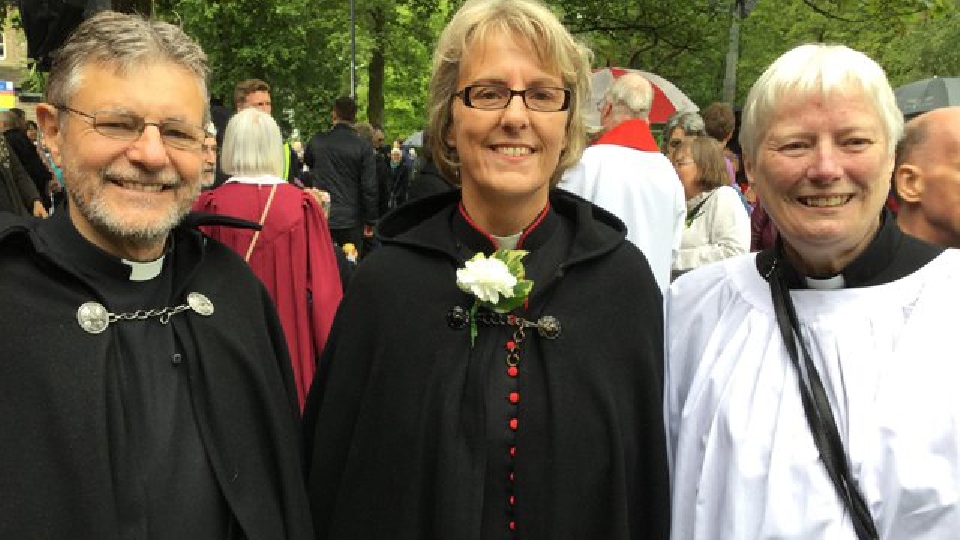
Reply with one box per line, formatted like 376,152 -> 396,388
1,0 -> 959,539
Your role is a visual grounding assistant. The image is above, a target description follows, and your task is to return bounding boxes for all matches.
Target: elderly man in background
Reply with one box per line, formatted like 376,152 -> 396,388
560,72 -> 684,293
0,11 -> 312,539
894,106 -> 960,248
200,125 -> 217,189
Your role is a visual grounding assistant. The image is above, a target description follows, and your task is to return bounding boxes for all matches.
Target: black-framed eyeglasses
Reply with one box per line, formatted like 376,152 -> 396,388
55,105 -> 206,150
453,85 -> 572,112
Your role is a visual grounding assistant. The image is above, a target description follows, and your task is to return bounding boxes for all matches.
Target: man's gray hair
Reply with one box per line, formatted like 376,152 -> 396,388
45,11 -> 209,117
606,72 -> 653,120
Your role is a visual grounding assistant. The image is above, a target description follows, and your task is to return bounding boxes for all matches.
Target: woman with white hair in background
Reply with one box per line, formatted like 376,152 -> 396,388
666,43 -> 960,539
194,108 -> 343,411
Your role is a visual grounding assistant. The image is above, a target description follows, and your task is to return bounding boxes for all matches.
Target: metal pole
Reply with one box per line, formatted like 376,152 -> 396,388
721,0 -> 741,103
350,0 -> 357,98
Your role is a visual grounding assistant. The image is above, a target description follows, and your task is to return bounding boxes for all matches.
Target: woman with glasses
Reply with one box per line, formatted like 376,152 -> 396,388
303,0 -> 670,538
670,135 -> 750,279
662,110 -> 706,157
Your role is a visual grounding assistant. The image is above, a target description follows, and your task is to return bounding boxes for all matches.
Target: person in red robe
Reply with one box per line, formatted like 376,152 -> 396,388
194,107 -> 342,410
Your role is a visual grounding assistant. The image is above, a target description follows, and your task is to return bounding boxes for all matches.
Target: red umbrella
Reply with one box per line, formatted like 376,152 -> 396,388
588,67 -> 698,126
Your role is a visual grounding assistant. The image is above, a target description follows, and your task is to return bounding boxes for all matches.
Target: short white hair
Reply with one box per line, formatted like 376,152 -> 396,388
606,72 -> 653,120
739,43 -> 903,162
220,108 -> 284,178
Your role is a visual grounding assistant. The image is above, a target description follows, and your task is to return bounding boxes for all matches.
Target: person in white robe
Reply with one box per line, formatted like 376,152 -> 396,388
665,43 -> 960,540
560,73 -> 685,294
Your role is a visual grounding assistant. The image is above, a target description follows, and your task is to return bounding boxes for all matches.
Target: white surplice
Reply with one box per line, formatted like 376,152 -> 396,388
665,250 -> 960,539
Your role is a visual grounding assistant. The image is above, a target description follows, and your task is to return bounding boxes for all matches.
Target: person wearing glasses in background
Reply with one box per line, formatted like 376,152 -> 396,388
302,0 -> 670,538
201,123 -> 218,189
661,110 -> 706,159
0,11 -> 313,539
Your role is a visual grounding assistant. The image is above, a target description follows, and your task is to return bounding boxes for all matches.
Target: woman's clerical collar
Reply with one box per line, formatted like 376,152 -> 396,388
757,209 -> 943,289
453,201 -> 556,253
491,232 -> 523,251
804,274 -> 846,290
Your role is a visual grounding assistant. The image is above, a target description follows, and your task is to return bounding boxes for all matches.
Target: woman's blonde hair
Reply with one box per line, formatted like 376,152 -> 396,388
427,0 -> 592,187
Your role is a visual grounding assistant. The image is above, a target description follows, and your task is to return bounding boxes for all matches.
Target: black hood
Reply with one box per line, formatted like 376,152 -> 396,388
376,188 -> 629,268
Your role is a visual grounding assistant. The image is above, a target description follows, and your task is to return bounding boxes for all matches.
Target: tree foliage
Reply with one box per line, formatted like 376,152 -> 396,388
14,0 -> 954,136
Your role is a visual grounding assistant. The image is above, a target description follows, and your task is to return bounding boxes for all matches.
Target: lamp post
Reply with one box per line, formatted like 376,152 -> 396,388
350,0 -> 357,98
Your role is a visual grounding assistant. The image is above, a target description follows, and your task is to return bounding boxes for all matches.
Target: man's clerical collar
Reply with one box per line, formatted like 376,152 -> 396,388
122,256 -> 166,281
40,210 -> 170,282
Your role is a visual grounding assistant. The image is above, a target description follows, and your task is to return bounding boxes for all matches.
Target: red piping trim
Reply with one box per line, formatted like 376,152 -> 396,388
458,202 -> 498,249
516,202 -> 550,250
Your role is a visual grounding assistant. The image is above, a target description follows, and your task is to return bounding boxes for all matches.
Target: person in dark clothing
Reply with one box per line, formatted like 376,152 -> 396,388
0,135 -> 46,217
2,109 -> 54,210
1,11 -> 313,539
406,130 -> 455,201
354,121 -> 392,218
302,96 -> 378,256
302,1 -> 671,539
387,146 -> 411,209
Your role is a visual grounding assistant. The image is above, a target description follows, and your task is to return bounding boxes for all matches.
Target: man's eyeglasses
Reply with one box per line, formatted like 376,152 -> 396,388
453,85 -> 572,112
55,105 -> 206,150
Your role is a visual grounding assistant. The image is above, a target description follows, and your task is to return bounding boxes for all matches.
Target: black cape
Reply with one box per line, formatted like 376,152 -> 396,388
0,212 -> 314,540
304,189 -> 670,539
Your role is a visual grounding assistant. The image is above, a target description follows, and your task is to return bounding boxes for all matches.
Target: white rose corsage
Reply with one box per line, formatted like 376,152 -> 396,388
456,250 -> 534,345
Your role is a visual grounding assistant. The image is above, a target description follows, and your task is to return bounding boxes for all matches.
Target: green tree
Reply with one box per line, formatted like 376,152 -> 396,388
738,0 -> 958,103
159,0 -> 347,138
353,0 -> 456,141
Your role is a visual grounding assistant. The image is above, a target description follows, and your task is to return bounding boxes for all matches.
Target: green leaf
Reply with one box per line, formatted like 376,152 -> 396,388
468,302 -> 478,347
494,249 -> 528,278
514,279 -> 534,299
491,295 -> 526,314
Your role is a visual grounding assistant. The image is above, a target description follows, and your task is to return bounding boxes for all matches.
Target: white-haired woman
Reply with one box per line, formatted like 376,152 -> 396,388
666,44 -> 960,539
194,108 -> 342,411
303,0 -> 670,538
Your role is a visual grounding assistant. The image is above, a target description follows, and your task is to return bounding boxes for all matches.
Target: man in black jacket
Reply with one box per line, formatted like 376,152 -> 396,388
0,11 -> 313,539
303,96 -> 378,254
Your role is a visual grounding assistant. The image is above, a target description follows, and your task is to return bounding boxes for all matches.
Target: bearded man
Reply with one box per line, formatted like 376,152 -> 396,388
0,11 -> 313,539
